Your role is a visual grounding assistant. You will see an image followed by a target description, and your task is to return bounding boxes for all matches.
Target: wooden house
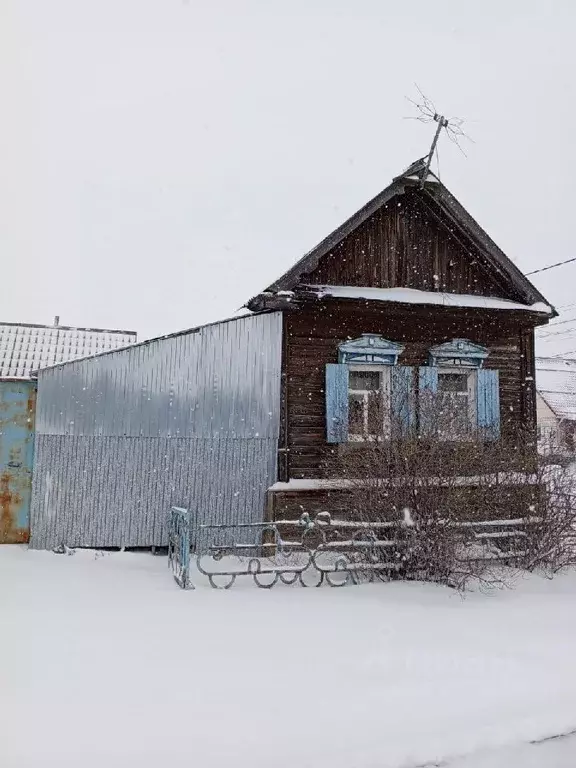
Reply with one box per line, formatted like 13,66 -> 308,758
29,159 -> 554,550
247,158 -> 554,523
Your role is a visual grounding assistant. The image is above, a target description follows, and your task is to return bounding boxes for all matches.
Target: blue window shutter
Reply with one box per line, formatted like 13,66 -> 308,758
326,364 -> 349,443
477,369 -> 500,440
419,366 -> 438,393
391,366 -> 415,436
418,366 -> 438,437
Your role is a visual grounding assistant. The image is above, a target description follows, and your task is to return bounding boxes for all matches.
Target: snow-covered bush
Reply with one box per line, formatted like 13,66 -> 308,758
333,397 -> 576,590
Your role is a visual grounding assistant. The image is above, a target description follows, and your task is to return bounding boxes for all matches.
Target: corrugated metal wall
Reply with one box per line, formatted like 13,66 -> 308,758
30,313 -> 283,549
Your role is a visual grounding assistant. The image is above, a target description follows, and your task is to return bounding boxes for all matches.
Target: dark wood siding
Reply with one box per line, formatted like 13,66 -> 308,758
306,188 -> 522,301
282,300 -> 537,480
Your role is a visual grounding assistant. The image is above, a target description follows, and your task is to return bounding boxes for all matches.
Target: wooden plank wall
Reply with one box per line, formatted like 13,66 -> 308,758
306,188 -> 522,301
282,300 -> 537,480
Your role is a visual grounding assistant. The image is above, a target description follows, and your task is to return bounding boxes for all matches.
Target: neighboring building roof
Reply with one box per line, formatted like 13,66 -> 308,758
246,157 -> 554,315
0,321 -> 137,379
536,357 -> 576,421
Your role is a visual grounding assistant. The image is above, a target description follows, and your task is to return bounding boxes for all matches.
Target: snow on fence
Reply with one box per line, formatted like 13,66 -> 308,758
166,507 -> 531,590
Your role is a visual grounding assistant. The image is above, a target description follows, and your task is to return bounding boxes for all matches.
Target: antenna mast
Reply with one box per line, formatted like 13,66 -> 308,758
421,113 -> 448,188
405,86 -> 472,186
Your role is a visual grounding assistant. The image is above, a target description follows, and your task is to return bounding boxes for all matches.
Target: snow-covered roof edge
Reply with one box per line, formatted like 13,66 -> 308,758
1,322 -> 138,379
0,320 -> 136,335
308,285 -> 553,314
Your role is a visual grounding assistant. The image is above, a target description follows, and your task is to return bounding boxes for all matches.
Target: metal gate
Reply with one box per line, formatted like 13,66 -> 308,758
0,381 -> 36,543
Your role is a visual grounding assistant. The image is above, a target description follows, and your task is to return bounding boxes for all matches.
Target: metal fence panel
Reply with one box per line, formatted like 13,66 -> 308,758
0,380 -> 36,542
30,436 -> 278,549
35,313 -> 283,439
30,313 -> 283,549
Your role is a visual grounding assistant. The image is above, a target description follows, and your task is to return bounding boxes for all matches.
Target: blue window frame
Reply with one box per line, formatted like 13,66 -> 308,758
326,336 -> 500,444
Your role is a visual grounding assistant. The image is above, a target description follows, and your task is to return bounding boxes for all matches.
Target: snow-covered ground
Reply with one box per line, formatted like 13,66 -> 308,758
1,546 -> 576,768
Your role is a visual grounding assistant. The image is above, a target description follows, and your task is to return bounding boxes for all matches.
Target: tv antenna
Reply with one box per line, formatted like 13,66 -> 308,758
405,86 -> 473,187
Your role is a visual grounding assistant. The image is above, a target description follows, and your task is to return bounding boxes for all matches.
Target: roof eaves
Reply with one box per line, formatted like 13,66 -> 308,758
423,184 -> 554,312
255,179 -> 407,298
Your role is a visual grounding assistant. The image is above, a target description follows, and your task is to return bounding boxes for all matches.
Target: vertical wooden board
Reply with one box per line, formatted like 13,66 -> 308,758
418,366 -> 438,437
325,364 -> 349,443
520,327 -> 537,437
477,368 -> 501,440
418,366 -> 438,393
391,366 -> 415,435
305,190 -> 516,298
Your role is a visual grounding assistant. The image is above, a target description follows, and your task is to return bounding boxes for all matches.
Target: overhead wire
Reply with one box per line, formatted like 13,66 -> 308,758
538,315 -> 576,330
538,328 -> 576,340
525,256 -> 576,276
547,348 -> 576,358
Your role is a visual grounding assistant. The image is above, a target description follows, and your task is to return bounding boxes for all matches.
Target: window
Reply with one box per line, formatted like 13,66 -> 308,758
326,337 -> 500,445
436,369 -> 476,440
348,367 -> 391,440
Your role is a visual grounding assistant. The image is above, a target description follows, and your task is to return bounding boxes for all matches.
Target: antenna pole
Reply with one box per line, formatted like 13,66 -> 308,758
420,114 -> 448,188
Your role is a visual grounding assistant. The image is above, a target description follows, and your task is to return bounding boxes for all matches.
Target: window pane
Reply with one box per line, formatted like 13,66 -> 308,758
349,370 -> 380,390
439,393 -> 470,437
438,373 -> 468,393
349,394 -> 365,435
366,390 -> 383,433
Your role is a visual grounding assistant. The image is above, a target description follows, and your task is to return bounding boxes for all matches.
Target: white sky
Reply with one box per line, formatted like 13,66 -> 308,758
2,1 -> 575,354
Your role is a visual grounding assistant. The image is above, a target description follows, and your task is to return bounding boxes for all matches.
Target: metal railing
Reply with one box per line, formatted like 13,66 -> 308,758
167,506 -> 193,589
167,507 -> 418,590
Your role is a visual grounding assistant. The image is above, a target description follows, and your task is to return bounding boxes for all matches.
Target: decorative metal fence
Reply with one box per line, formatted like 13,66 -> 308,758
167,506 -> 536,591
168,507 -> 409,590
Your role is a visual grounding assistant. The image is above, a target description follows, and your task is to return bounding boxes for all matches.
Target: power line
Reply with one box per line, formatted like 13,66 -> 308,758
538,327 -> 576,339
547,348 -> 576,358
539,315 -> 576,330
525,256 -> 576,276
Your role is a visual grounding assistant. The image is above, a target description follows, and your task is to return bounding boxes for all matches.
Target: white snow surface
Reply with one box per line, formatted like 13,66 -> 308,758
2,546 -> 576,768
309,285 -> 553,314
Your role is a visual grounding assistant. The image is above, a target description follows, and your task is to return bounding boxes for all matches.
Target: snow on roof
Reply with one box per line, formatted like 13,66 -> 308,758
309,285 -> 553,314
536,357 -> 576,420
0,321 -> 137,379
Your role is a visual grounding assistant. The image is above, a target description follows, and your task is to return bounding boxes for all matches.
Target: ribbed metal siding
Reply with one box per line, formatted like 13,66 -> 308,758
35,313 -> 282,438
30,436 -> 278,548
30,313 -> 283,549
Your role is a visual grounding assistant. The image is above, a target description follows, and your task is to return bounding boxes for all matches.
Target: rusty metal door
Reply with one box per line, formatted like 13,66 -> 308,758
0,381 -> 36,543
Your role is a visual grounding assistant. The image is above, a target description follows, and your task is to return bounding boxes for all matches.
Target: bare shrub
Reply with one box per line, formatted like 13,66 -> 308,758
521,462 -> 576,575
332,386 -> 576,591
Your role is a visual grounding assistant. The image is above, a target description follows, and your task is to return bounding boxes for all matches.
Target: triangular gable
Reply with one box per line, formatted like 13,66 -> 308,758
246,158 -> 554,315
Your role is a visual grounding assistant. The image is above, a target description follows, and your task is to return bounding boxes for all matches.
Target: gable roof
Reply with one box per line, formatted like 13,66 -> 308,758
246,158 -> 554,314
536,357 -> 576,421
0,321 -> 137,379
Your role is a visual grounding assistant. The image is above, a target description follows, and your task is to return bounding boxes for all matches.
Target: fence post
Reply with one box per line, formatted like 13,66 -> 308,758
168,506 -> 194,590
